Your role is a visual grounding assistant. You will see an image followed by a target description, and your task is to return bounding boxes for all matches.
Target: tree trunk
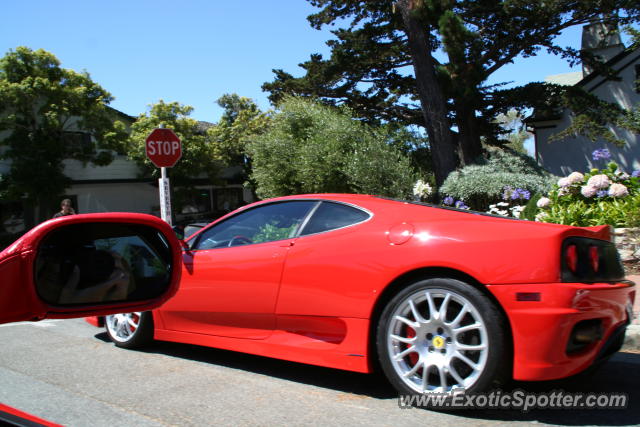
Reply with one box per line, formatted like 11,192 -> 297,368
454,99 -> 483,165
396,0 -> 457,187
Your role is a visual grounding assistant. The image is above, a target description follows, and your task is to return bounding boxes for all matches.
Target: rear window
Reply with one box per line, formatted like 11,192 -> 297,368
300,202 -> 370,235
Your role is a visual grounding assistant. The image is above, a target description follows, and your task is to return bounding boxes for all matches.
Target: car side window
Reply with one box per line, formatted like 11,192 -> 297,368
299,202 -> 370,236
193,201 -> 316,250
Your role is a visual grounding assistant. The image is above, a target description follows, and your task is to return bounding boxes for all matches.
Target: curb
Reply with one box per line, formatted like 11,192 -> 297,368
623,324 -> 640,352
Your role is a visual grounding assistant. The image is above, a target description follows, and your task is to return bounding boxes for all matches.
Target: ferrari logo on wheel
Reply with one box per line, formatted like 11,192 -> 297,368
432,336 -> 445,349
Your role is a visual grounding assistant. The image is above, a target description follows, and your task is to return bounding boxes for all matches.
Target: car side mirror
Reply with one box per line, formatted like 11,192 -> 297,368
172,225 -> 185,240
0,213 -> 182,324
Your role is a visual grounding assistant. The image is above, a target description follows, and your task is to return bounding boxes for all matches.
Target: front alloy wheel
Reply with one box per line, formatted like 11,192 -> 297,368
105,311 -> 153,349
377,278 -> 507,395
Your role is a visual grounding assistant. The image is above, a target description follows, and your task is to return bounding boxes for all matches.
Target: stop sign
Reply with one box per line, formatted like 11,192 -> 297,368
145,128 -> 182,168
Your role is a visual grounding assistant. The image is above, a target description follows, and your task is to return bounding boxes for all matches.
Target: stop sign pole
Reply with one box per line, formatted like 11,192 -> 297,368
159,167 -> 172,226
145,126 -> 182,226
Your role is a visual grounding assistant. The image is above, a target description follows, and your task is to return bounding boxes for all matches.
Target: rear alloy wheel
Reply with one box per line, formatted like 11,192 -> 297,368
377,278 -> 507,395
105,311 -> 154,349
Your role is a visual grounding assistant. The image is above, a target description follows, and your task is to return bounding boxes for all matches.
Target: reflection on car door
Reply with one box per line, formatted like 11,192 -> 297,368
157,201 -> 317,340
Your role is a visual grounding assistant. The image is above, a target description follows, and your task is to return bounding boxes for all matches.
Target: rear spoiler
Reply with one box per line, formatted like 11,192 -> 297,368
584,225 -> 612,242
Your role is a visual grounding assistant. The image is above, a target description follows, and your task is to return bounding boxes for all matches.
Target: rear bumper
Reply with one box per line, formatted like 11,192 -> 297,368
487,280 -> 635,381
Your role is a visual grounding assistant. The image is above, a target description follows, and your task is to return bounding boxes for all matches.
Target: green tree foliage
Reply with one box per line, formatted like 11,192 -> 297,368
127,100 -> 220,211
263,1 -> 639,185
440,147 -> 556,210
247,97 -> 417,199
0,47 -> 128,221
208,93 -> 270,169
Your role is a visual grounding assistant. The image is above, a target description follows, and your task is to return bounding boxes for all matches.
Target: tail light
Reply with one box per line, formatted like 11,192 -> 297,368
589,245 -> 600,273
561,237 -> 625,282
565,244 -> 578,273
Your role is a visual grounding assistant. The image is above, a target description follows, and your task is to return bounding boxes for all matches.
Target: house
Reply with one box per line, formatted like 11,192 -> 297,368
528,22 -> 640,176
0,109 -> 253,246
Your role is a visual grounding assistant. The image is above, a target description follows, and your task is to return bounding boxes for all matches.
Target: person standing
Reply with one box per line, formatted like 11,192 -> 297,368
53,199 -> 76,218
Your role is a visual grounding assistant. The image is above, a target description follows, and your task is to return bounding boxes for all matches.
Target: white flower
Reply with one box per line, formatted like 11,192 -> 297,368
608,183 -> 629,198
580,185 -> 598,198
536,197 -> 551,208
496,202 -> 509,207
586,174 -> 611,189
487,205 -> 509,216
535,212 -> 549,222
557,177 -> 571,187
510,205 -> 525,218
567,172 -> 585,184
412,179 -> 433,198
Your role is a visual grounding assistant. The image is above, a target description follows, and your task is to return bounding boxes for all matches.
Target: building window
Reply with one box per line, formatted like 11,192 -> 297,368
215,187 -> 243,213
635,64 -> 640,93
178,188 -> 213,215
64,132 -> 93,155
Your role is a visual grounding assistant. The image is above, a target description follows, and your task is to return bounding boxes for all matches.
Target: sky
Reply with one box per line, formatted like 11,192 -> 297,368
0,0 -> 625,124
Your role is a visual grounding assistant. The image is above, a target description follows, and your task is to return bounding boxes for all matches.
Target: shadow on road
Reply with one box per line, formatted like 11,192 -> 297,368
93,331 -> 395,398
94,331 -> 639,425
448,352 -> 640,426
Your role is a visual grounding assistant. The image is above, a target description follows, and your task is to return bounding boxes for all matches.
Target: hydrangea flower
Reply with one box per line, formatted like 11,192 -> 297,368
412,179 -> 433,199
632,170 -> 640,178
566,172 -> 584,184
608,183 -> 629,198
536,197 -> 551,208
557,177 -> 571,187
443,196 -> 454,206
586,174 -> 611,189
580,185 -> 598,198
596,190 -> 608,198
592,148 -> 611,161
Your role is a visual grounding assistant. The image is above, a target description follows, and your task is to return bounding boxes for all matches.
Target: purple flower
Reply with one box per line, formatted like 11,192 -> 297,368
592,148 -> 611,161
443,196 -> 454,206
632,170 -> 640,178
455,200 -> 469,210
596,190 -> 608,198
501,186 -> 513,201
511,188 -> 531,201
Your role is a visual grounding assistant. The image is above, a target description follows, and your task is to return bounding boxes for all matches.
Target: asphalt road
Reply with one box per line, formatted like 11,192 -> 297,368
1,319 -> 639,427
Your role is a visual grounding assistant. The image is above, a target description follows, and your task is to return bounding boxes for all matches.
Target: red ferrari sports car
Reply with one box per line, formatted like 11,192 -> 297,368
89,194 -> 635,396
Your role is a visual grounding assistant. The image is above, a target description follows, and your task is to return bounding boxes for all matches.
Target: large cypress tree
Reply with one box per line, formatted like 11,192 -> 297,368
263,1 -> 639,185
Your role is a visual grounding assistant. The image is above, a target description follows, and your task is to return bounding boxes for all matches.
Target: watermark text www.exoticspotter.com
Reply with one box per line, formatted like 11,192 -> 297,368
398,389 -> 628,411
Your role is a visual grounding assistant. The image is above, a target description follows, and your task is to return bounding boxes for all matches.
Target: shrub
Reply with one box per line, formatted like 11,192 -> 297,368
247,97 -> 418,199
537,160 -> 640,227
439,147 -> 556,210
